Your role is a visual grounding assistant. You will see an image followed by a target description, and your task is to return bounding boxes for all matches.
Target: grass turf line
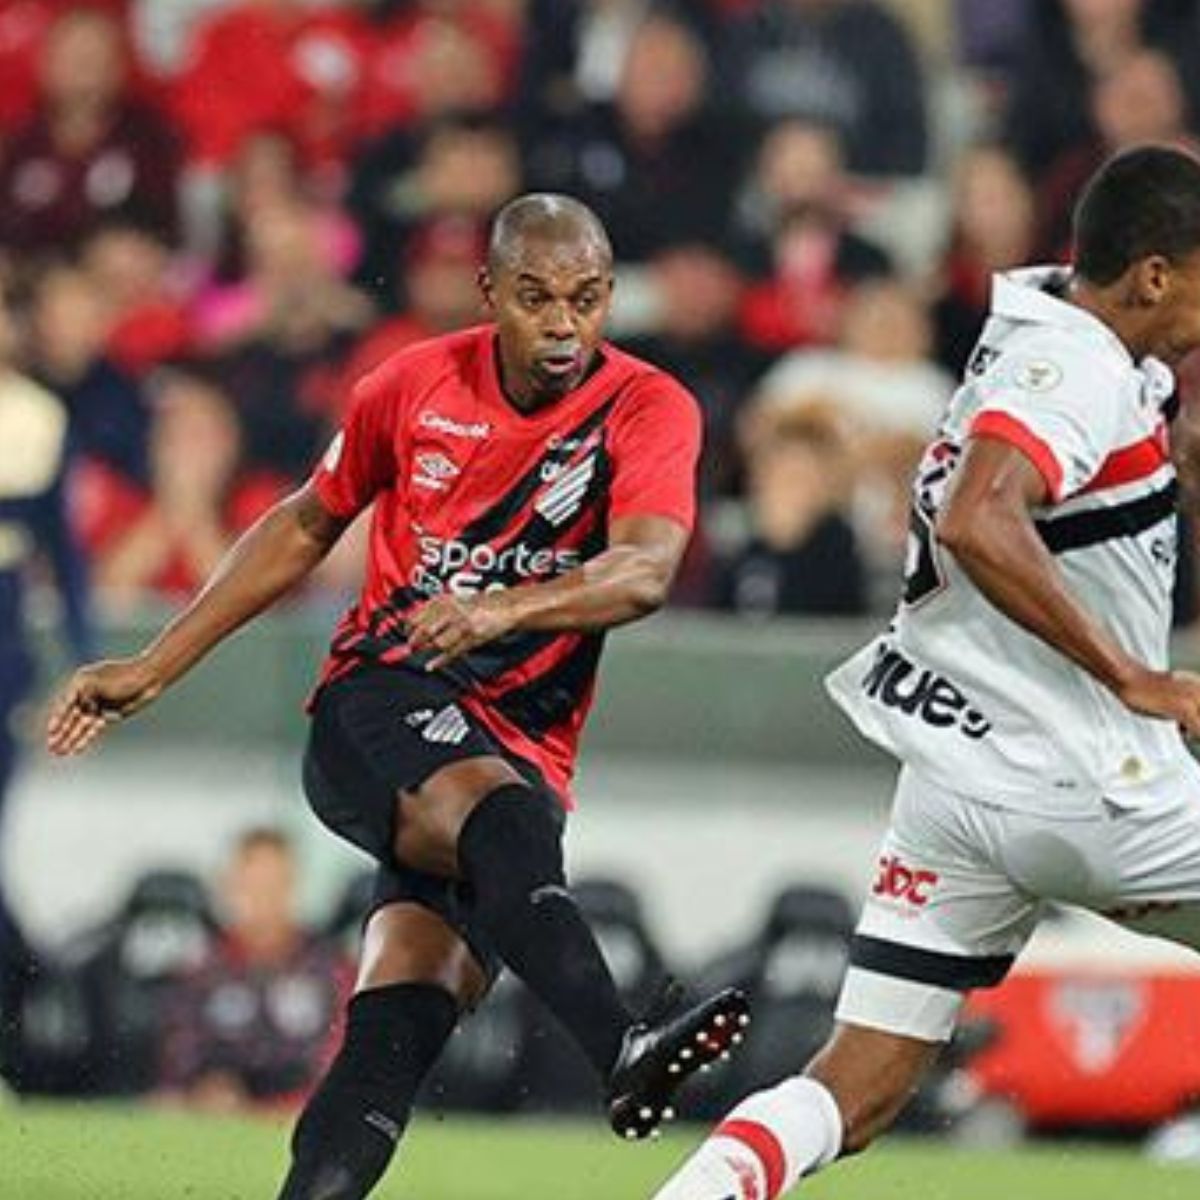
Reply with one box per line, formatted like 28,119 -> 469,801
0,1106 -> 1197,1199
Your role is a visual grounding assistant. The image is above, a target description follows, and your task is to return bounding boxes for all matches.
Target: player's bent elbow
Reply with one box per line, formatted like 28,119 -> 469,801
629,577 -> 669,618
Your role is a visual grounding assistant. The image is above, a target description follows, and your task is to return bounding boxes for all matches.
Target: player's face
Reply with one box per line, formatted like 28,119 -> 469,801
483,236 -> 614,406
1150,249 -> 1200,363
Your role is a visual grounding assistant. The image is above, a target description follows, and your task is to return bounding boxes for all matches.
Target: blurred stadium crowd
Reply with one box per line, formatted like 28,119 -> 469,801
8,822 -> 963,1132
7,0 -> 1200,623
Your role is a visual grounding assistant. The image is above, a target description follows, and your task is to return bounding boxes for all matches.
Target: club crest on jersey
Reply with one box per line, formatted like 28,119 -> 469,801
413,451 -> 460,491
536,453 -> 598,525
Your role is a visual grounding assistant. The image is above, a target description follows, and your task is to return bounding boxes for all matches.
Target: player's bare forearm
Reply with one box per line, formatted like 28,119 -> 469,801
937,439 -> 1146,696
501,540 -> 680,633
138,485 -> 346,688
46,485 -> 346,755
406,515 -> 688,670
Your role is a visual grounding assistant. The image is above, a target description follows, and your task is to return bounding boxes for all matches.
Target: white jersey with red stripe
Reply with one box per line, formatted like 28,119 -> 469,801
827,266 -> 1184,812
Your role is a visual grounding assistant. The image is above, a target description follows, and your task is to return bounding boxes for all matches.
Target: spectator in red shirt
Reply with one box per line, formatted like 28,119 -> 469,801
734,120 -> 892,353
0,8 -> 180,258
77,366 -> 282,606
354,0 -> 519,145
339,213 -> 489,399
172,0 -> 371,178
81,220 -> 195,377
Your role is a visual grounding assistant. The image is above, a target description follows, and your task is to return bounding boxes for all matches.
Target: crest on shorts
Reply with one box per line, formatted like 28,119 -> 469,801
405,704 -> 469,745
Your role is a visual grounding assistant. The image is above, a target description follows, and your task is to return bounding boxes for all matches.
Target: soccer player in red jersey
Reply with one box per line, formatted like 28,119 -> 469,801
46,194 -> 748,1199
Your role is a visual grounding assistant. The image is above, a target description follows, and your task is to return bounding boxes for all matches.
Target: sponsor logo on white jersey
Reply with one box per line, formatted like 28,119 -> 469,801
418,411 -> 491,440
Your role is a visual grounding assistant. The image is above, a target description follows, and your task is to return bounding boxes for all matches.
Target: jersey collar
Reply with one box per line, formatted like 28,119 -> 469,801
991,266 -> 1175,407
477,327 -> 623,425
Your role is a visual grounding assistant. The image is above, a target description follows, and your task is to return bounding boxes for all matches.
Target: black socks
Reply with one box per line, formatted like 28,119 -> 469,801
277,982 -> 457,1200
457,784 -> 630,1077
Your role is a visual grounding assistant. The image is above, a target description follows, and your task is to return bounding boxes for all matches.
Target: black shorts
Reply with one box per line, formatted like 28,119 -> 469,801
302,663 -> 559,979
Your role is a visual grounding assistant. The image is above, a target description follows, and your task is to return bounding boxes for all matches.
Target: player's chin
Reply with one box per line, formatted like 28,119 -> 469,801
532,359 -> 584,396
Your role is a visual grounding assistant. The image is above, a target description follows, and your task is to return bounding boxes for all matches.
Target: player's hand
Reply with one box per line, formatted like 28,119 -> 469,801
1116,667 -> 1200,736
45,656 -> 164,757
406,592 -> 517,671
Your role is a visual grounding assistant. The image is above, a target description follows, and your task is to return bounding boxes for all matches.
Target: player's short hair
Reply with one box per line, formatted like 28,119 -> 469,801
488,193 -> 612,274
1074,144 -> 1200,284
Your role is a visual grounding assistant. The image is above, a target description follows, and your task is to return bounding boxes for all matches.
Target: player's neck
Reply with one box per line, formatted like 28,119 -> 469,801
1065,275 -> 1155,362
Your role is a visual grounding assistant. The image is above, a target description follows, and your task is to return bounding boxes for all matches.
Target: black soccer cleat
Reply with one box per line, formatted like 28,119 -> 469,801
606,984 -> 751,1141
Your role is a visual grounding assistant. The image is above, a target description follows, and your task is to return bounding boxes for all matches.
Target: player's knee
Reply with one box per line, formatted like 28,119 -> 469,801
457,783 -> 565,892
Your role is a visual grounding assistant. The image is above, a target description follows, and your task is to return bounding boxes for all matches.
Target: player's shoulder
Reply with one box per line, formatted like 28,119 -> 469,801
980,322 -> 1125,405
351,325 -> 489,403
601,342 -> 701,415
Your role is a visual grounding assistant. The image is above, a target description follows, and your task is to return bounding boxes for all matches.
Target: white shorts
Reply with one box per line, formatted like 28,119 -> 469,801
836,756 -> 1200,1042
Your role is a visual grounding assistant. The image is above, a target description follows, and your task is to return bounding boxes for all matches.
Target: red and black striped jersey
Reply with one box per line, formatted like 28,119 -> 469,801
309,325 -> 702,803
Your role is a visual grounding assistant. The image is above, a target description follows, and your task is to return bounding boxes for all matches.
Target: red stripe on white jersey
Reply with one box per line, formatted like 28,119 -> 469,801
1077,423 -> 1169,496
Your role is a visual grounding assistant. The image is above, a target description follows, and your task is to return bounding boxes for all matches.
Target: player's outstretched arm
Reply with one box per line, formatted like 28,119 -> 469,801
936,437 -> 1200,734
407,515 -> 687,671
46,483 -> 348,757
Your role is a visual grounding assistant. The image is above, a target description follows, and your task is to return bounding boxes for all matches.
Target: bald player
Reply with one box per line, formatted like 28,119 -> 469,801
47,194 -> 748,1199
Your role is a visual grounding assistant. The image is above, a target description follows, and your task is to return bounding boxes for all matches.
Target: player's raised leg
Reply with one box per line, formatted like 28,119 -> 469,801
393,756 -> 750,1139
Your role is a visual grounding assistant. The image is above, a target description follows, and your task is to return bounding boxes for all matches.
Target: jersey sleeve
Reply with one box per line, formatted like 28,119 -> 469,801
607,376 -> 702,530
310,358 -> 402,519
967,340 -> 1121,502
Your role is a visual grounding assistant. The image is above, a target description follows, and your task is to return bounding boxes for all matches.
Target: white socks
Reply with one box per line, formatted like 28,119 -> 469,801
653,1077 -> 844,1200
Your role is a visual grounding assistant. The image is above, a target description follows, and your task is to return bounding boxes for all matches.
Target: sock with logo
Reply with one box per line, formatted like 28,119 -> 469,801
276,982 -> 457,1200
652,1077 -> 843,1200
457,783 -> 631,1076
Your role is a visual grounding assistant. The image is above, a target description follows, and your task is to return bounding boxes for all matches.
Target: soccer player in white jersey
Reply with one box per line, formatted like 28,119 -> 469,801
652,144 -> 1200,1200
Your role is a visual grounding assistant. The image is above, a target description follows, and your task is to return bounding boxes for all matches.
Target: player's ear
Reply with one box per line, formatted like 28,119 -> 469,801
478,266 -> 496,312
1133,254 -> 1172,306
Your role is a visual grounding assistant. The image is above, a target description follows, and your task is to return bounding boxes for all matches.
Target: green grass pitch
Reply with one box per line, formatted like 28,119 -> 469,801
1,1105 -> 1198,1199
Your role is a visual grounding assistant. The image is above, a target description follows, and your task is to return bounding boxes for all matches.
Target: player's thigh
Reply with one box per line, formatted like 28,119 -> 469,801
396,756 -> 528,878
837,766 -> 1042,1045
303,664 -> 526,872
1092,760 -> 1200,953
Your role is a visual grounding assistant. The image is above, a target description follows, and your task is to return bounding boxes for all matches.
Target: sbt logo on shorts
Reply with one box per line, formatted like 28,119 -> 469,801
873,854 -> 939,907
861,643 -> 991,739
414,535 -> 582,596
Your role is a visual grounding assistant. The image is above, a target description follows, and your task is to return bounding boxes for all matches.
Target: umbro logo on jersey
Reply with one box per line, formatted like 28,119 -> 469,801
405,704 -> 470,745
536,453 -> 597,525
413,451 -> 460,491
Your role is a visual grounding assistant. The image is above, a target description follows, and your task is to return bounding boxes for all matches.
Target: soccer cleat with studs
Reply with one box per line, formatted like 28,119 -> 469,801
607,984 -> 751,1140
